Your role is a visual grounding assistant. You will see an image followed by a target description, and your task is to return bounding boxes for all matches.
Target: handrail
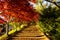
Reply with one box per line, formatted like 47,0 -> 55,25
0,23 -> 27,40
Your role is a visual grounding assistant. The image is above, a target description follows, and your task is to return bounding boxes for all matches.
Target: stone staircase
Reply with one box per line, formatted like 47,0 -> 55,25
8,25 -> 49,40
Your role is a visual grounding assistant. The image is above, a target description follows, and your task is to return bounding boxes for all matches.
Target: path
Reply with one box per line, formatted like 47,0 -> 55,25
8,25 -> 49,40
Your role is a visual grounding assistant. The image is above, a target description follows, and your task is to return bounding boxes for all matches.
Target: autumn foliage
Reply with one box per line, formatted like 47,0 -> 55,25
29,0 -> 36,3
0,0 -> 39,23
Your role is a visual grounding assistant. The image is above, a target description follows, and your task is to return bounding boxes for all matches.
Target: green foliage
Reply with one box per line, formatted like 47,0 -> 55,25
39,6 -> 60,40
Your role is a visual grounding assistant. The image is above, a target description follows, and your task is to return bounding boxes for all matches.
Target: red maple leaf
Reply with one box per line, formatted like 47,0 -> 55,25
0,0 -> 39,23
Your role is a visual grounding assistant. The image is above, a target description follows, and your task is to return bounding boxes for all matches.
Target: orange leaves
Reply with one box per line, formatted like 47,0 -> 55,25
29,0 -> 36,3
17,11 -> 32,22
33,12 -> 39,22
0,18 -> 6,24
8,0 -> 39,23
0,0 -> 39,23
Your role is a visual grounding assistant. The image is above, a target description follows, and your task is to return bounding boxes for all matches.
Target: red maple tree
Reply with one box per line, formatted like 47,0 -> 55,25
0,0 -> 39,24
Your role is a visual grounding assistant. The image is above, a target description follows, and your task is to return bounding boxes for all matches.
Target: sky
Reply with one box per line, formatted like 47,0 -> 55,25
58,0 -> 60,1
29,0 -> 60,9
43,0 -> 60,7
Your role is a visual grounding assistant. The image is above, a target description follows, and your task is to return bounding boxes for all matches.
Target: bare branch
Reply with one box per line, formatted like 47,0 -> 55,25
45,0 -> 60,8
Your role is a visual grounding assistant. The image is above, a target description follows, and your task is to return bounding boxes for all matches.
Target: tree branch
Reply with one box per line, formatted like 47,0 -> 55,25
45,0 -> 60,8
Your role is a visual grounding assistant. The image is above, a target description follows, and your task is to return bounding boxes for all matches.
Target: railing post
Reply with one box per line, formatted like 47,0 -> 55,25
6,22 -> 9,35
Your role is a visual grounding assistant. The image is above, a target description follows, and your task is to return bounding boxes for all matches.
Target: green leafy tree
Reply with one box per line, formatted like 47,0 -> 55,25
35,0 -> 60,40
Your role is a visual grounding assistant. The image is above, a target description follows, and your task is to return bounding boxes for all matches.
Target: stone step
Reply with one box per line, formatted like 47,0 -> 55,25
8,25 -> 49,40
11,37 -> 47,40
